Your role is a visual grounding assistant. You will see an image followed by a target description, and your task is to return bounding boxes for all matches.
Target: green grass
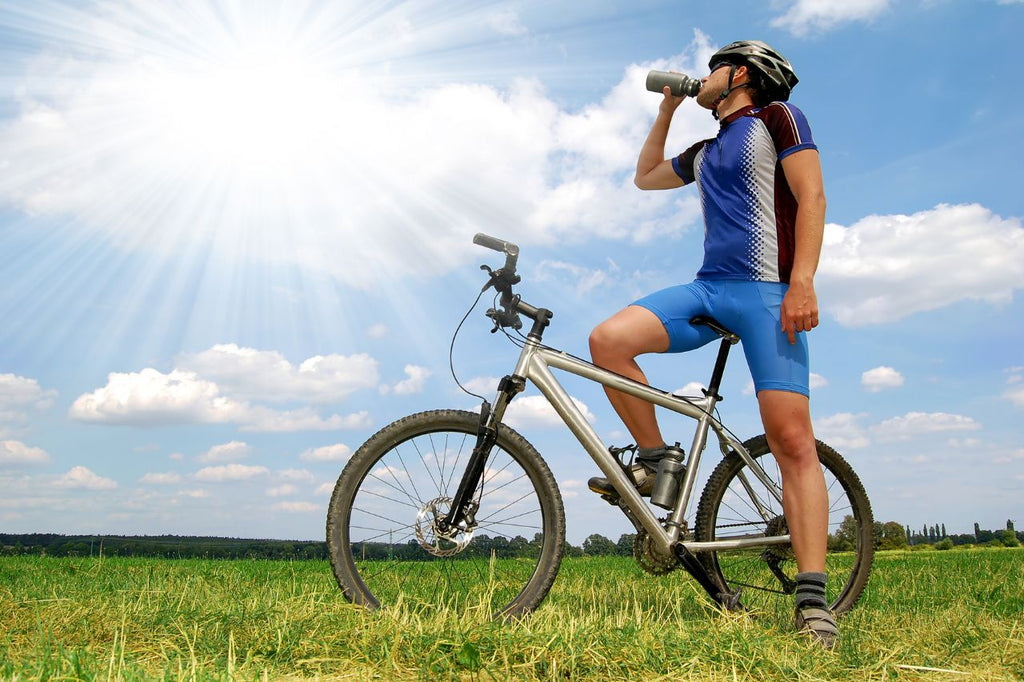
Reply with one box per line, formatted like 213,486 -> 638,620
1,549 -> 1021,680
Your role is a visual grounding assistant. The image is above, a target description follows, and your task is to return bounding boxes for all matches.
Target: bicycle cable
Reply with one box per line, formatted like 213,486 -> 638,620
447,284 -> 489,403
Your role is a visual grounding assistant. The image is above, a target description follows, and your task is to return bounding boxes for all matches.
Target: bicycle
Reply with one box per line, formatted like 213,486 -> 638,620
326,233 -> 874,622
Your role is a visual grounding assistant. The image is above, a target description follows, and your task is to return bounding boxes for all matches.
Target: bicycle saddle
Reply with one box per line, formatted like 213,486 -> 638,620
690,316 -> 740,343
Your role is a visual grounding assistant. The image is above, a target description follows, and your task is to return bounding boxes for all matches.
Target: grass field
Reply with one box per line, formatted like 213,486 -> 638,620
1,548 -> 1021,680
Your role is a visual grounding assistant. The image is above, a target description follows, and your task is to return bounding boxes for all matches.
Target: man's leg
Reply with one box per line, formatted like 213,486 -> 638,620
758,389 -> 838,647
589,305 -> 670,448
756,389 -> 827,572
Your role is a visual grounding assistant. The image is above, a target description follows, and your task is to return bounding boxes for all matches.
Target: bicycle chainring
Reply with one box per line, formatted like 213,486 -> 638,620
633,529 -> 679,575
761,514 -> 793,563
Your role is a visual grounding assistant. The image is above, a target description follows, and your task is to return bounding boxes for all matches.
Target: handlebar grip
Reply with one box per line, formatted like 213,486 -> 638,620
473,233 -> 519,258
473,232 -> 520,272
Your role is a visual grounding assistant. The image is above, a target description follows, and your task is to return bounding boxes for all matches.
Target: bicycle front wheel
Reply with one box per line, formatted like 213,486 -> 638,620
694,435 -> 873,620
326,409 -> 565,619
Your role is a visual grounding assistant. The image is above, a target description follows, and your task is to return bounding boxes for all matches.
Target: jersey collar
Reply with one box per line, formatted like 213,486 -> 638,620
719,104 -> 758,127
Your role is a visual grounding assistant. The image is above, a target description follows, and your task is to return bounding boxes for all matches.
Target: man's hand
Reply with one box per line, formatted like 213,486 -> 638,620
659,86 -> 685,115
780,278 -> 819,344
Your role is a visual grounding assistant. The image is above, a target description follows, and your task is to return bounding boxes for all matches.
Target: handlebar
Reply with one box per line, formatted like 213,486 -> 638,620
472,233 -> 551,336
473,232 -> 519,274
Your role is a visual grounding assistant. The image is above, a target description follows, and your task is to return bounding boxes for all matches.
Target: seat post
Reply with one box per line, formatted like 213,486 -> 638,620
705,338 -> 733,401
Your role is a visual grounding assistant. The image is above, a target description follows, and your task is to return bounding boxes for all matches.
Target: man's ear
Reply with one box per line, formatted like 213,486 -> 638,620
732,64 -> 750,84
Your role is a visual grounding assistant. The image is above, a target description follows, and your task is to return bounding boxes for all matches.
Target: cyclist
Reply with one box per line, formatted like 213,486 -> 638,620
587,40 -> 837,647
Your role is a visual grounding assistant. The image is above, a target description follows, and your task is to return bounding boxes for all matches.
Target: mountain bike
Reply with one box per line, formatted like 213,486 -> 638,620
326,234 -> 873,621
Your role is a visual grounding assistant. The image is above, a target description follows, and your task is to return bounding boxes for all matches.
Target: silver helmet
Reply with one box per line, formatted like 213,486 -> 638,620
709,40 -> 799,102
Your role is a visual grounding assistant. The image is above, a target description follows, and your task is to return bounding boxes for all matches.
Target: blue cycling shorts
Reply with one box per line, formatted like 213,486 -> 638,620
633,279 -> 810,396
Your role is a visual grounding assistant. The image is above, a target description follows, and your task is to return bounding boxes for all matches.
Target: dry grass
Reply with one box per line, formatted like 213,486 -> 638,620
1,548 -> 1021,680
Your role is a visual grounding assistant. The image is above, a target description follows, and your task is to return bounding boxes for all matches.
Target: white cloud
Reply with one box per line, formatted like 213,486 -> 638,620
810,373 -> 829,390
873,412 -> 982,442
535,260 -> 614,297
503,395 -> 596,430
0,374 -> 57,436
673,382 -> 707,396
814,413 -> 869,450
54,466 -> 117,490
69,369 -> 246,426
367,324 -> 390,339
178,489 -> 209,498
486,8 -> 528,37
862,366 -> 905,393
139,472 -> 182,485
276,469 -> 315,483
196,441 -> 251,464
382,365 -> 432,396
300,444 -> 352,462
0,440 -> 51,466
273,501 -> 320,513
820,204 -> 1024,326
266,484 -> 297,497
1006,368 -> 1024,407
69,367 -> 371,432
194,464 -> 269,482
771,0 -> 891,36
179,345 -> 379,403
1005,385 -> 1024,408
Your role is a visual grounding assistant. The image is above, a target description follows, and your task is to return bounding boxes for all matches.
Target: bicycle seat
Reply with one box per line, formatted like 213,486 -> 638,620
690,316 -> 740,344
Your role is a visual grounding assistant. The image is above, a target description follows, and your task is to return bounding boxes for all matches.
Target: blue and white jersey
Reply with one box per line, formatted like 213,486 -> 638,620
672,103 -> 817,283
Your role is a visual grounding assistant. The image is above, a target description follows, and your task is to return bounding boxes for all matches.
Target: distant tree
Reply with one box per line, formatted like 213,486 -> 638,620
998,530 -> 1020,548
1007,519 -> 1016,532
830,515 -> 858,552
582,534 -> 616,556
616,534 -> 636,557
877,522 -> 908,551
941,523 -> 947,539
934,538 -> 954,551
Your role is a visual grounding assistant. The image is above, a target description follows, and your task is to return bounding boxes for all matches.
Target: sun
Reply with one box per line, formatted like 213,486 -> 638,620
142,39 -> 344,174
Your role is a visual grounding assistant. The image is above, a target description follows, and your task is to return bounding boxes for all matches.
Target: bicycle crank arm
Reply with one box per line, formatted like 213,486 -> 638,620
673,543 -> 744,612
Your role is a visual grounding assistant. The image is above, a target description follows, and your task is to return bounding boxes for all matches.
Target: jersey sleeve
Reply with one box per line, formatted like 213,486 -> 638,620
672,139 -> 709,184
762,102 -> 817,160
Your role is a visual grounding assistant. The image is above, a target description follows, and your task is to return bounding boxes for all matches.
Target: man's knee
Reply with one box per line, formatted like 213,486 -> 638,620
589,321 -> 623,362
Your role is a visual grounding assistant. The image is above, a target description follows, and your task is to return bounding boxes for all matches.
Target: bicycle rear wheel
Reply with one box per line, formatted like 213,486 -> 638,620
326,409 -> 565,619
694,435 -> 873,620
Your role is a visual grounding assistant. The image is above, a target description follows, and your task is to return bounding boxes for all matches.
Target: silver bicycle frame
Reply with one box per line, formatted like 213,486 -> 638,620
503,336 -> 790,559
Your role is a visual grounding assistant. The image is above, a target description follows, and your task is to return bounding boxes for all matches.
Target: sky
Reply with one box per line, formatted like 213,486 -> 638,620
0,0 -> 1022,545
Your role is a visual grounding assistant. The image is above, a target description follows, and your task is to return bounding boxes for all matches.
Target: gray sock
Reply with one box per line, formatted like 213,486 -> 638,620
636,444 -> 666,469
795,571 -> 828,609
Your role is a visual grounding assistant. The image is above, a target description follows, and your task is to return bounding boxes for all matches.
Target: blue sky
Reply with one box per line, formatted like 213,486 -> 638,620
0,0 -> 1021,544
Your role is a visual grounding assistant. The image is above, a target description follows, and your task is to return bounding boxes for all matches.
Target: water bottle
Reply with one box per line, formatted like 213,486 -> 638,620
645,70 -> 701,98
650,444 -> 686,510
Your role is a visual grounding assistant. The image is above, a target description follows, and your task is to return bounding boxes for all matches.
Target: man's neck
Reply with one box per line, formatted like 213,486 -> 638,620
716,91 -> 756,120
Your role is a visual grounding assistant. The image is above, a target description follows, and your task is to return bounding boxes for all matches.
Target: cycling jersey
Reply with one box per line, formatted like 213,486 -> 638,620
671,103 -> 816,283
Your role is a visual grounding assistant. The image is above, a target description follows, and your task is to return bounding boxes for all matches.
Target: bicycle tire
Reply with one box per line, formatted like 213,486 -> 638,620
326,409 -> 565,619
694,435 -> 873,619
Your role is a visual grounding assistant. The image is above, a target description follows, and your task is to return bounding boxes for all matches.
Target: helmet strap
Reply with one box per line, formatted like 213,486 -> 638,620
711,64 -> 754,120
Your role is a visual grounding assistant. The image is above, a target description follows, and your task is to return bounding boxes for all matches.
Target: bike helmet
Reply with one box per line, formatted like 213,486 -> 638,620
708,40 -> 799,102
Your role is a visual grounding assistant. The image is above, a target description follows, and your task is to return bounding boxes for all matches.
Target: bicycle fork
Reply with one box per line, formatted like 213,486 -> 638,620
441,374 -> 526,535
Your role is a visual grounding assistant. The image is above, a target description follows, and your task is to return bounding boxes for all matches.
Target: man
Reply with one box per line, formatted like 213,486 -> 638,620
587,41 -> 836,647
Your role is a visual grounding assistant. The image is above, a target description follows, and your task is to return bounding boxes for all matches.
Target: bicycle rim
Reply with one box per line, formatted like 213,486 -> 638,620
326,410 -> 565,619
694,435 -> 873,622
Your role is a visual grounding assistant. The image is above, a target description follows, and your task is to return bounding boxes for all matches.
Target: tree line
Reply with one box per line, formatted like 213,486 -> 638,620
1,519 -> 1019,560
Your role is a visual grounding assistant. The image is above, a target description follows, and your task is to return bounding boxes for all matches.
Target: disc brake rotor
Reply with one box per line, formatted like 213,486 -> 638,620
414,496 -> 475,557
